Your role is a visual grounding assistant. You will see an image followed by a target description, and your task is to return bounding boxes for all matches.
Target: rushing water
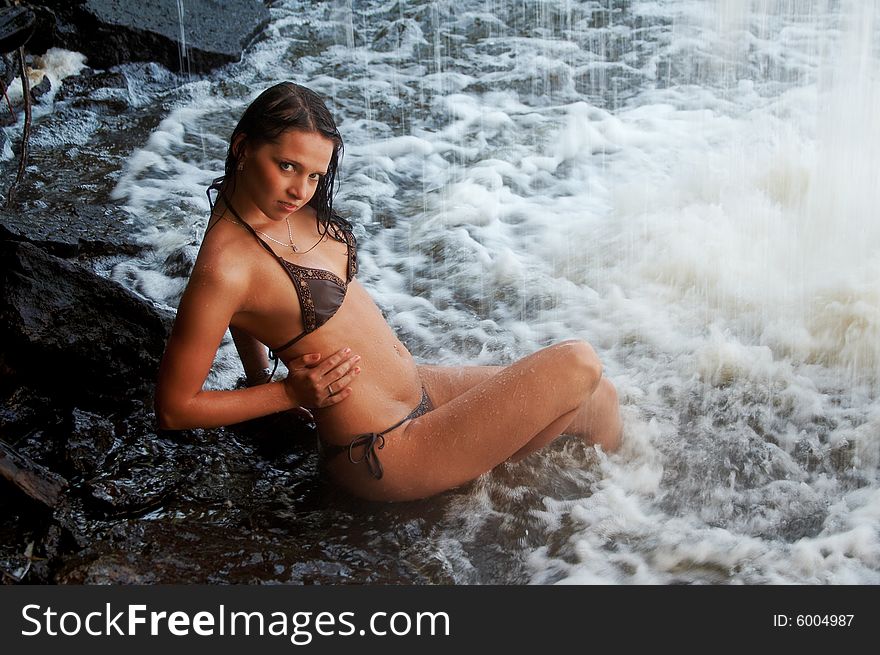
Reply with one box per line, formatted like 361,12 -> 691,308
20,0 -> 879,583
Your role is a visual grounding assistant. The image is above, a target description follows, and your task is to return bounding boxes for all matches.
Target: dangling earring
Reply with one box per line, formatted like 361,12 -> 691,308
237,161 -> 245,171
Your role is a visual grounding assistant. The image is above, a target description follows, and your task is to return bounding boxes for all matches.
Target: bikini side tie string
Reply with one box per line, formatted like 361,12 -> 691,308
347,433 -> 386,480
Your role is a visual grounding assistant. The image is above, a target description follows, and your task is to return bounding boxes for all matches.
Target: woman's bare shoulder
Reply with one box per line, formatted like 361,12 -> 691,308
189,220 -> 255,290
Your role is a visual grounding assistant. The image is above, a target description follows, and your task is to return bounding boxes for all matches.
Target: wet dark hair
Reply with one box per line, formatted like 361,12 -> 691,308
209,82 -> 345,230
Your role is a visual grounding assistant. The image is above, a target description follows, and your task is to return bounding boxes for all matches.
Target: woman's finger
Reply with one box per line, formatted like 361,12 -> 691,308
327,354 -> 360,380
315,347 -> 355,377
321,366 -> 360,406
325,385 -> 352,405
332,365 -> 361,391
289,352 -> 321,369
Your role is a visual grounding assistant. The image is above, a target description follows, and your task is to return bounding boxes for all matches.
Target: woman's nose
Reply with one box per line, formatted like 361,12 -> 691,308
287,177 -> 306,199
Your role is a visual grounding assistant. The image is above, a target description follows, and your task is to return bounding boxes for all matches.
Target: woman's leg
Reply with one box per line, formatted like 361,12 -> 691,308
417,362 -> 621,458
510,374 -> 621,459
330,340 -> 607,501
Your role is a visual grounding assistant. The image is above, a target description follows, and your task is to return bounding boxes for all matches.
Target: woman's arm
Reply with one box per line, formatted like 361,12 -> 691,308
154,261 -> 362,430
229,325 -> 272,385
154,262 -> 296,429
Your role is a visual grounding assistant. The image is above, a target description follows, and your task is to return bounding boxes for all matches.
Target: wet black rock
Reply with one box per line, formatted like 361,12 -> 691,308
65,409 -> 116,475
372,19 -> 426,53
0,239 -> 172,411
57,68 -> 126,102
29,73 -> 50,102
0,387 -> 61,442
84,465 -> 177,518
0,53 -> 19,123
56,552 -> 159,584
0,204 -> 142,260
31,0 -> 270,74
0,493 -> 48,583
0,52 -> 15,89
0,5 -> 36,54
161,245 -> 198,279
81,406 -> 186,518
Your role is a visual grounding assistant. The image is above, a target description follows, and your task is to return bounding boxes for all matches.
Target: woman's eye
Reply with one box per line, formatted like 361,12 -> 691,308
280,162 -> 294,171
309,172 -> 322,181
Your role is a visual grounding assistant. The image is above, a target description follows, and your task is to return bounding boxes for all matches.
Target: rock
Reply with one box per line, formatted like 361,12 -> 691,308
32,0 -> 270,74
0,52 -> 15,128
57,68 -> 126,102
0,239 -> 172,411
56,552 -> 159,584
0,387 -> 63,448
81,404 -> 184,517
0,205 -> 143,259
84,467 -> 176,517
372,19 -> 427,53
29,74 -> 51,102
1,52 -> 15,89
162,244 -> 198,279
0,5 -> 36,54
66,408 -> 117,475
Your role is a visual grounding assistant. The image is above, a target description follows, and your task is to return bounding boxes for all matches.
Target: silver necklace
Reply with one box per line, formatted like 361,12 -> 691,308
223,200 -> 299,253
251,215 -> 299,253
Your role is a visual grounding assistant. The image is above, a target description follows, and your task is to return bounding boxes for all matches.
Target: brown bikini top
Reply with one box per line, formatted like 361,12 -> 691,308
231,211 -> 358,357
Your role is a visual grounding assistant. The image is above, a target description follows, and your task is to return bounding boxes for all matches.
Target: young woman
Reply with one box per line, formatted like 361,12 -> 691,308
155,82 -> 622,502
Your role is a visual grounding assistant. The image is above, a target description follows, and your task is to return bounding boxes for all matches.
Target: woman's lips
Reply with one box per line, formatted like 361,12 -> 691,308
279,201 -> 298,211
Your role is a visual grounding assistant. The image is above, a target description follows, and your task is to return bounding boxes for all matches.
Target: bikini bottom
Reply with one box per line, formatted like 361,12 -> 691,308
318,386 -> 434,480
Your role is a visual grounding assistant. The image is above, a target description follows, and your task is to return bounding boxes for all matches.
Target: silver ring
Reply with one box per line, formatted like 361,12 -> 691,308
327,383 -> 335,396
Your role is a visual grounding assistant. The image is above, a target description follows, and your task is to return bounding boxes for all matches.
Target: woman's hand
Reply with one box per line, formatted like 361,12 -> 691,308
283,347 -> 362,409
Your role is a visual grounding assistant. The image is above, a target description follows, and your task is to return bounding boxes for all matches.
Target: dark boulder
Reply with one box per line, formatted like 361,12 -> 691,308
29,73 -> 51,102
0,386 -> 56,435
1,52 -> 15,89
0,52 -> 16,128
0,238 -> 172,410
65,408 -> 117,475
0,5 -> 35,54
29,0 -> 270,74
56,68 -> 126,102
0,204 -> 143,260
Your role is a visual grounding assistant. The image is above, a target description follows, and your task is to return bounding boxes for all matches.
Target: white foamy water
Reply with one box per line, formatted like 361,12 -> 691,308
112,0 -> 880,584
0,48 -> 88,160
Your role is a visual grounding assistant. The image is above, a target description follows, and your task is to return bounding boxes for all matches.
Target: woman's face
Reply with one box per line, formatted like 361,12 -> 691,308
234,129 -> 335,222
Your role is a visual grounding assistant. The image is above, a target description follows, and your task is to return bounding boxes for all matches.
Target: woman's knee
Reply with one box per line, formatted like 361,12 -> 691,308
591,377 -> 622,452
549,339 -> 603,395
595,375 -> 619,413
